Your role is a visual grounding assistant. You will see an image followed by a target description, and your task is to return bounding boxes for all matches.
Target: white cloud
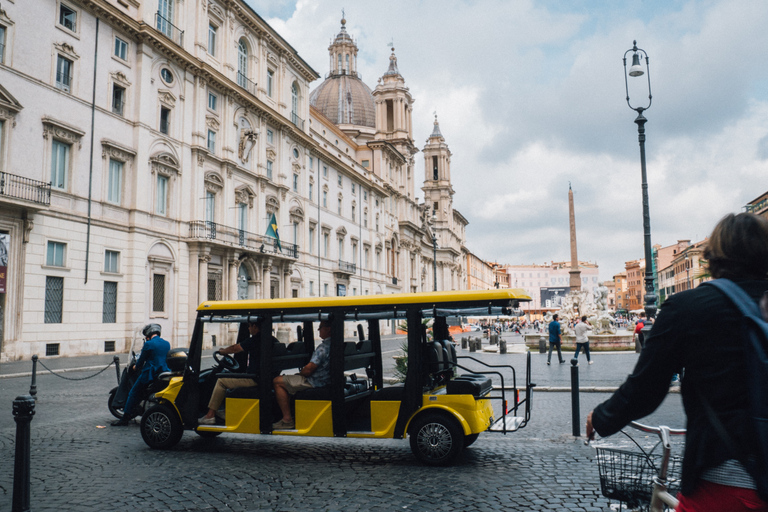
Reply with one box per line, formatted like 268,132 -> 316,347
255,0 -> 768,279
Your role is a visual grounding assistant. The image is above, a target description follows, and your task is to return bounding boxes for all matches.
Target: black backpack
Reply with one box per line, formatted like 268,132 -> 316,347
703,278 -> 768,500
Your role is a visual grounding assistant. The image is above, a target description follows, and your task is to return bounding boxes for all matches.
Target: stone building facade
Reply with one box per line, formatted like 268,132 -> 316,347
0,3 -> 467,360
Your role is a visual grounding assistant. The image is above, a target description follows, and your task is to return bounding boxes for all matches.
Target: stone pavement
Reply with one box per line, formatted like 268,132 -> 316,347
0,340 -> 686,511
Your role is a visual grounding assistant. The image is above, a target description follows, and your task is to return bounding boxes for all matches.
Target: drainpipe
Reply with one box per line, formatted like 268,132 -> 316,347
84,18 -> 99,284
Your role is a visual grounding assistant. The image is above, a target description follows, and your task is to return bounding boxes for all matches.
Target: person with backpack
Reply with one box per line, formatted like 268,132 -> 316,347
586,212 -> 768,511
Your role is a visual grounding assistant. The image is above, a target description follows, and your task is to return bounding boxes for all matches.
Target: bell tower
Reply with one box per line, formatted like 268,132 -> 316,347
373,48 -> 415,145
421,115 -> 454,223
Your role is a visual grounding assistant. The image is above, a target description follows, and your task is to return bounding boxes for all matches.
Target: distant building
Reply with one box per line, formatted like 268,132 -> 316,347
625,259 -> 645,312
745,191 -> 768,219
467,252 -> 496,290
614,272 -> 628,313
503,261 -> 599,317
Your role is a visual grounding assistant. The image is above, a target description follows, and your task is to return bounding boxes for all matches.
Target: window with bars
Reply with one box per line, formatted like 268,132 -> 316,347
152,273 -> 165,312
208,272 -> 222,300
45,276 -> 64,323
103,281 -> 117,323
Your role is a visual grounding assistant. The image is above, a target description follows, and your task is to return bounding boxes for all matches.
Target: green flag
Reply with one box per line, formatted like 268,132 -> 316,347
266,213 -> 282,252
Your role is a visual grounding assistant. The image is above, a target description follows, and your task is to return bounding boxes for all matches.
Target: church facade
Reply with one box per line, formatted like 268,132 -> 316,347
0,2 -> 468,360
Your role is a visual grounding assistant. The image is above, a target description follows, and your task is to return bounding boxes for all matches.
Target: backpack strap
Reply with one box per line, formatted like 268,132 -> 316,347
703,279 -> 761,318
699,279 -> 760,472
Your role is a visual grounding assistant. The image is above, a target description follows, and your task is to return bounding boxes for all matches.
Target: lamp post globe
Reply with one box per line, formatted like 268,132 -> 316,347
623,40 -> 657,322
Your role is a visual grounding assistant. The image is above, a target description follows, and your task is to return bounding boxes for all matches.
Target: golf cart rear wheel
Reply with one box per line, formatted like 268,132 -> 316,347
409,411 -> 464,466
141,404 -> 183,449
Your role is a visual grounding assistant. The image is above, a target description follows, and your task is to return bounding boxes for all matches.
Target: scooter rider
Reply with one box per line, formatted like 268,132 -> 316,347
112,323 -> 170,426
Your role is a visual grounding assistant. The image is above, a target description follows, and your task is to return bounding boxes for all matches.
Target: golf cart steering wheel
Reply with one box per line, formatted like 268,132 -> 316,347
213,351 -> 240,371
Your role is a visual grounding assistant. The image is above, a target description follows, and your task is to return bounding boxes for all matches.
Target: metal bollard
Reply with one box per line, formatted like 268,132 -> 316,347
490,334 -> 497,345
461,337 -> 467,349
570,358 -> 580,437
499,339 -> 507,354
28,355 -> 38,399
469,339 -> 477,352
12,395 -> 35,512
113,355 -> 121,384
539,336 -> 546,354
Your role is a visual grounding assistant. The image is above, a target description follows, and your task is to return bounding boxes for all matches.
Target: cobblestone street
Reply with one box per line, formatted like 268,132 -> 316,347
0,339 -> 685,511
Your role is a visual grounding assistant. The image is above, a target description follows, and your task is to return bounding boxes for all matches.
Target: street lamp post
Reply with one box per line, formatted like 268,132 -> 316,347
623,40 -> 657,321
431,211 -> 438,291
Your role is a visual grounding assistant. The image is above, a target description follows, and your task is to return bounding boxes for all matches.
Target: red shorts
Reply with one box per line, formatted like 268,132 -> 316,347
677,481 -> 768,512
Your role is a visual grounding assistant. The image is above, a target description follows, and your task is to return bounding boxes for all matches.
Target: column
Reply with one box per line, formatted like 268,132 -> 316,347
262,260 -> 272,299
228,257 -> 239,300
199,254 -> 210,304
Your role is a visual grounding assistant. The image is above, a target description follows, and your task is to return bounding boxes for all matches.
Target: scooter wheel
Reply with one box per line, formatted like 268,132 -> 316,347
107,387 -> 124,420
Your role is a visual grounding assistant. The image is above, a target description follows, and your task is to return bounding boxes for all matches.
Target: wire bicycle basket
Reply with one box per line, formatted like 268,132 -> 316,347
596,446 -> 682,510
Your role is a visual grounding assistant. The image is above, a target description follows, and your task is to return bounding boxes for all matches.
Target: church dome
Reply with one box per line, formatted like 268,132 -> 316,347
309,17 -> 376,129
310,75 -> 376,128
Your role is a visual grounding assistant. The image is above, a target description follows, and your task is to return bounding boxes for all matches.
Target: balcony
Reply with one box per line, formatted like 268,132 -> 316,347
0,171 -> 51,207
155,12 -> 184,46
236,72 -> 257,96
291,112 -> 304,130
337,260 -> 356,274
188,221 -> 298,259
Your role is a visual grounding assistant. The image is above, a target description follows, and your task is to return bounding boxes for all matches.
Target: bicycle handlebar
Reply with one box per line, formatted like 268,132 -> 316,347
629,421 -> 686,436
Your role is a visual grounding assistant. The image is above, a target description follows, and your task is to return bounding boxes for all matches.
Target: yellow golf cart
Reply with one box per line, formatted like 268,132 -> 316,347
140,289 -> 535,465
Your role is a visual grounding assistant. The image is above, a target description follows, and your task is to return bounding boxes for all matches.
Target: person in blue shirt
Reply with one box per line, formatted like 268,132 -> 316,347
112,323 -> 170,426
272,320 -> 332,430
547,314 -> 564,365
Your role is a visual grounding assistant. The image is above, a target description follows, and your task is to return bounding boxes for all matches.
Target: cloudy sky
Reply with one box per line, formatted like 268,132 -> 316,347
247,0 -> 768,279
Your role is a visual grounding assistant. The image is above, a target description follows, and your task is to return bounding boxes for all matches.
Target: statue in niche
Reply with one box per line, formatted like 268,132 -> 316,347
238,129 -> 258,163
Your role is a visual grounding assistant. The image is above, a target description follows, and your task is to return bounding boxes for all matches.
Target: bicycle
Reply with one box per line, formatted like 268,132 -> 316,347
594,422 -> 686,511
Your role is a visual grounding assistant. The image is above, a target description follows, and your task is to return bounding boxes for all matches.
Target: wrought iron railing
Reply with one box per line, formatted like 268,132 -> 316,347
338,260 -> 356,274
291,112 -> 305,130
56,71 -> 72,92
0,171 -> 51,206
236,72 -> 257,95
155,12 -> 184,46
189,220 -> 298,258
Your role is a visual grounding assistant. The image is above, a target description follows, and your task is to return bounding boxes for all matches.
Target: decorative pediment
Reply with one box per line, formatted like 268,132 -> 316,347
266,147 -> 276,160
101,139 -> 136,162
265,194 -> 280,215
267,52 -> 278,65
289,205 -> 304,222
336,226 -> 347,237
205,114 -> 220,130
234,185 -> 255,208
42,116 -> 85,148
208,3 -> 225,20
150,152 -> 180,176
0,83 -> 22,126
204,171 -> 224,192
292,162 -> 301,173
54,42 -> 79,60
110,71 -> 131,87
158,89 -> 176,107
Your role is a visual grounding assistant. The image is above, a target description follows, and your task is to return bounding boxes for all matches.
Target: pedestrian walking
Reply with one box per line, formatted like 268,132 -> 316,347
573,315 -> 593,365
547,314 -> 564,365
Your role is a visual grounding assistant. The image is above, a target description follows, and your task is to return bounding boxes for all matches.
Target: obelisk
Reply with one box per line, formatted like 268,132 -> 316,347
568,183 -> 581,291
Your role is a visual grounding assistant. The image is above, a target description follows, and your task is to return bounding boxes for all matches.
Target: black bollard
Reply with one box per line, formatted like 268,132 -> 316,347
113,355 -> 121,384
499,339 -> 507,354
29,355 -> 38,399
539,336 -> 546,354
469,338 -> 477,352
570,358 -> 580,437
461,337 -> 467,349
12,395 -> 35,512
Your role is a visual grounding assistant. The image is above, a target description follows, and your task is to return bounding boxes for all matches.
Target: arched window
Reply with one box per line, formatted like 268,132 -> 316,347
291,82 -> 299,119
337,54 -> 342,73
237,40 -> 248,87
345,54 -> 349,73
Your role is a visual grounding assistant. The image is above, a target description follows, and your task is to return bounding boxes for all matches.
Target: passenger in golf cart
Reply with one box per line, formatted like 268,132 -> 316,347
140,289 -> 535,466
